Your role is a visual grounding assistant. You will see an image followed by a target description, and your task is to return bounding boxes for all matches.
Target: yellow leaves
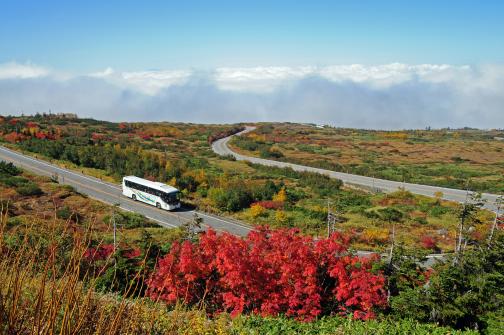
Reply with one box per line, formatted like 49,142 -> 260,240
194,170 -> 207,184
217,173 -> 232,189
275,210 -> 288,224
165,161 -> 172,173
272,187 -> 287,202
168,177 -> 177,187
361,228 -> 389,245
250,204 -> 265,218
248,133 -> 266,142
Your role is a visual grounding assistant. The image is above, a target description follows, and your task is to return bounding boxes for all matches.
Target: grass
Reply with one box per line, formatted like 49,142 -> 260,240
229,123 -> 504,194
0,116 -> 498,252
0,162 -> 493,334
0,216 -> 480,334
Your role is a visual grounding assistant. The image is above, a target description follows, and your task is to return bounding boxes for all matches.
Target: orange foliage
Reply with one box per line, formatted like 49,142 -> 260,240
3,132 -> 24,143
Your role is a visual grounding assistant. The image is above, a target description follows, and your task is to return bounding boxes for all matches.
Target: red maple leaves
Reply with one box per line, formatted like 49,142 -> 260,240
147,228 -> 386,320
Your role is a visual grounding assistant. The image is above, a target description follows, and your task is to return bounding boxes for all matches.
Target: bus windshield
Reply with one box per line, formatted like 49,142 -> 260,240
162,191 -> 180,204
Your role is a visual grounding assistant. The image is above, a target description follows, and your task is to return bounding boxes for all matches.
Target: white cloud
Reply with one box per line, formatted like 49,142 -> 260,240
88,67 -> 114,78
0,61 -> 503,129
214,66 -> 315,92
0,62 -> 50,79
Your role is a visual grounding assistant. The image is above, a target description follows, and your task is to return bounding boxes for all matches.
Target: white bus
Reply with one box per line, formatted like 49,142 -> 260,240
122,176 -> 181,210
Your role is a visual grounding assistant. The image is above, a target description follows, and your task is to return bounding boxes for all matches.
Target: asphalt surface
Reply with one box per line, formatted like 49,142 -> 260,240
0,146 -> 253,236
212,126 -> 502,212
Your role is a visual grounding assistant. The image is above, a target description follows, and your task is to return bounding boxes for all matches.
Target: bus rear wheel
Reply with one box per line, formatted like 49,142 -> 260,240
132,194 -> 136,201
156,202 -> 161,209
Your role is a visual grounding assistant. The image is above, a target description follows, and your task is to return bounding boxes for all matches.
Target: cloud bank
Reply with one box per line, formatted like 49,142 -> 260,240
0,62 -> 503,129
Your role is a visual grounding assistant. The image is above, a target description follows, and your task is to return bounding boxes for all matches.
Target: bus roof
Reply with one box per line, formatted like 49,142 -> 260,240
123,176 -> 179,193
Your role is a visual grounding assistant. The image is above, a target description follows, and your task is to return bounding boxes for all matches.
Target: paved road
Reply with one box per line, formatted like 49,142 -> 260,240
0,144 -> 451,266
0,146 -> 253,236
212,127 -> 502,212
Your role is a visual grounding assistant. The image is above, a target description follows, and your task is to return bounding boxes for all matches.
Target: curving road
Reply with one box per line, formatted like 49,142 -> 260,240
212,127 -> 502,212
0,146 -> 253,236
0,143 -> 452,266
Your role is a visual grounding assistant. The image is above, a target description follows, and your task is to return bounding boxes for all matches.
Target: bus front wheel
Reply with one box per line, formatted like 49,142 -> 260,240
132,194 -> 136,201
156,202 -> 161,209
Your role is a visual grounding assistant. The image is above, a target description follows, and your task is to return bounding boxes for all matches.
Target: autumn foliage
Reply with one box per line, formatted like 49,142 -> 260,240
251,200 -> 284,210
147,228 -> 386,320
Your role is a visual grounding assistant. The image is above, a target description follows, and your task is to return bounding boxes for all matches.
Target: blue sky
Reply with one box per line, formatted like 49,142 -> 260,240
1,0 -> 503,71
1,1 -> 504,128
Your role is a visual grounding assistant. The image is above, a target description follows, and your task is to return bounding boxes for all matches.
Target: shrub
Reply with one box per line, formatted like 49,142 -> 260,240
251,180 -> 280,201
56,206 -> 73,220
252,201 -> 284,210
250,204 -> 266,218
208,187 -> 253,212
420,236 -> 438,251
0,161 -> 22,176
0,175 -> 30,187
272,187 -> 287,202
105,211 -> 154,229
16,182 -> 43,196
391,233 -> 504,331
260,148 -> 284,159
275,210 -> 288,224
147,228 -> 386,320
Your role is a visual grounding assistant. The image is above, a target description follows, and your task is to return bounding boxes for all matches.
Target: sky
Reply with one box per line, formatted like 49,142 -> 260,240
1,0 -> 504,129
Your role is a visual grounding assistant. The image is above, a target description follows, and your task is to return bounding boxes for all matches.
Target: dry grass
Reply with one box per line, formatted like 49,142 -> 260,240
0,201 -> 237,335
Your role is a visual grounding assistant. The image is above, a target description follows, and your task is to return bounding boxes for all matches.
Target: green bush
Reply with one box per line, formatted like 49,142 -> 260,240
0,161 -> 22,176
234,315 -> 478,335
259,148 -> 284,159
208,187 -> 253,212
391,233 -> 504,331
16,182 -> 43,196
105,211 -> 156,229
0,175 -> 30,187
56,206 -> 82,222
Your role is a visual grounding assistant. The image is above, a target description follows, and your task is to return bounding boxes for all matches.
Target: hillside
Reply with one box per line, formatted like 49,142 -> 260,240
2,160 -> 502,333
0,115 -> 498,253
229,123 -> 504,194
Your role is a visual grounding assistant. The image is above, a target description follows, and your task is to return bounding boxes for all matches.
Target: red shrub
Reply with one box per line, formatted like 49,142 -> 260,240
26,121 -> 38,128
420,236 -> 438,250
147,228 -> 386,320
3,132 -> 24,143
35,131 -> 47,139
84,244 -> 114,261
123,248 -> 141,259
91,133 -> 105,141
252,201 -> 284,210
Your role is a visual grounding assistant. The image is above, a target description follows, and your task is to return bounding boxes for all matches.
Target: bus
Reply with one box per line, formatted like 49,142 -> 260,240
122,176 -> 181,210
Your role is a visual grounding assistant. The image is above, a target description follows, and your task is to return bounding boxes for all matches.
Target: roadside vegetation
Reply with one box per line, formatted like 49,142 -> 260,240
229,123 -> 504,194
1,160 -> 503,333
0,115 -> 497,253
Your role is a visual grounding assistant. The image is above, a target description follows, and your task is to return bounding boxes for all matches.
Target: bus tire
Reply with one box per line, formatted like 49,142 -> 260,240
132,194 -> 136,201
156,202 -> 161,209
